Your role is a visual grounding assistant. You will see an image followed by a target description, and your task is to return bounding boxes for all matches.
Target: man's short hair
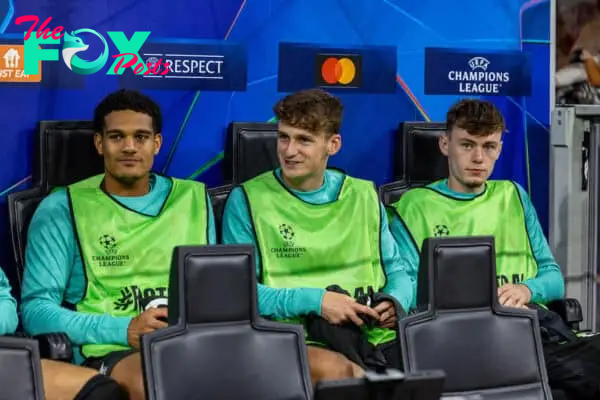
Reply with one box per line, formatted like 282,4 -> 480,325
273,89 -> 343,136
93,89 -> 162,134
446,99 -> 505,137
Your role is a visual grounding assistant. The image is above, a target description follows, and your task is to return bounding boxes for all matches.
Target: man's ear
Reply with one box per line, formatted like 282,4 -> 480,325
153,132 -> 163,155
94,132 -> 104,156
439,133 -> 449,156
327,133 -> 342,156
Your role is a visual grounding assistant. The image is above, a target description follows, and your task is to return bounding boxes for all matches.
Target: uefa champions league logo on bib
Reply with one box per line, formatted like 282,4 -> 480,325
279,223 -> 296,247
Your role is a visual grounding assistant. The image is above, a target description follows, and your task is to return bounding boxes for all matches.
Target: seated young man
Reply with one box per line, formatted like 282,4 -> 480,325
222,89 -> 414,385
388,99 -> 564,310
388,99 -> 600,398
21,89 -> 217,400
0,268 -> 128,399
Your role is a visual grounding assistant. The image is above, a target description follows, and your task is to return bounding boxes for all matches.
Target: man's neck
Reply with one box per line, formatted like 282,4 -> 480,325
281,171 -> 325,192
446,176 -> 485,194
104,174 -> 152,197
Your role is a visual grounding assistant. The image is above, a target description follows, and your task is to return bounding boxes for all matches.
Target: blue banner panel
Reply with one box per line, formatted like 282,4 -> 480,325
119,41 -> 247,91
278,42 -> 396,93
425,47 -> 531,96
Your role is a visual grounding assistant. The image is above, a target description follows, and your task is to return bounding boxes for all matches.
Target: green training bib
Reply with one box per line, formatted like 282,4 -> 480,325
243,171 -> 395,346
391,180 -> 537,291
68,174 -> 209,358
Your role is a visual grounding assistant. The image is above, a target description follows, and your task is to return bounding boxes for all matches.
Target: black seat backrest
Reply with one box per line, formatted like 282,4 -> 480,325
8,121 -> 104,290
394,122 -> 447,183
381,122 -> 448,208
0,336 -> 45,400
34,120 -> 104,191
378,180 -> 411,207
141,245 -> 312,400
7,187 -> 46,288
207,184 -> 234,243
399,236 -> 551,398
223,122 -> 278,184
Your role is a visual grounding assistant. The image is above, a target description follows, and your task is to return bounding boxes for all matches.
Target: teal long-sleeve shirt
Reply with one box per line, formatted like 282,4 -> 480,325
0,268 -> 18,335
20,174 -> 216,363
222,169 -> 414,319
389,179 -> 565,309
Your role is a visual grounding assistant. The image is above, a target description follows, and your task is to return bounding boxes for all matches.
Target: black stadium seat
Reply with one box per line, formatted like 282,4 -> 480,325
8,120 -> 102,283
218,122 -> 279,230
141,245 -> 314,400
0,336 -> 45,400
393,122 -> 447,183
378,180 -> 410,208
7,186 -> 45,291
33,120 -> 103,191
207,184 -> 234,242
141,245 -> 437,400
7,120 -> 102,362
400,236 -> 552,398
223,122 -> 278,184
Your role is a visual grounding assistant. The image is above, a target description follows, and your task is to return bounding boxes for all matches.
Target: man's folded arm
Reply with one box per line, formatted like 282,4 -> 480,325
222,187 -> 325,320
20,190 -> 131,346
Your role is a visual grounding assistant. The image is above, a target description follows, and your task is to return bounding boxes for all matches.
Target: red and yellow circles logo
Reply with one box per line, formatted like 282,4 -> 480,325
320,57 -> 356,85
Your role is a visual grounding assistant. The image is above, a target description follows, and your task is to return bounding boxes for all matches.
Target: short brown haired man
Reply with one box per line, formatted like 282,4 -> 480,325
387,98 -> 600,398
222,89 -> 415,385
388,98 -> 564,316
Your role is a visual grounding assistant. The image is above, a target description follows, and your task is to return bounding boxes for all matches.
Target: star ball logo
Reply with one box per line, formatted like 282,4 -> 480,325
315,53 -> 362,87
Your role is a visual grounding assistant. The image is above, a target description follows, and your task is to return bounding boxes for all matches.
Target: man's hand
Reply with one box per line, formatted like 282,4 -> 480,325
374,301 -> 396,329
498,284 -> 532,308
321,291 -> 380,327
127,308 -> 168,349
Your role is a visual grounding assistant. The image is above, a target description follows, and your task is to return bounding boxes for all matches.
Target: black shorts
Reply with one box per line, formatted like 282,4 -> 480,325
377,340 -> 402,370
82,349 -> 138,376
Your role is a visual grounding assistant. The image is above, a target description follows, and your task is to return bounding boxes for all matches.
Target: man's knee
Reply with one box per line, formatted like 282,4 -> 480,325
74,374 -> 129,400
307,346 -> 363,383
41,360 -> 104,400
110,353 -> 145,400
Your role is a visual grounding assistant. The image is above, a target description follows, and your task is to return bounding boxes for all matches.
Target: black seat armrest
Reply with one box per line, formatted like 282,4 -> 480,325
547,298 -> 583,331
34,333 -> 73,362
9,332 -> 73,362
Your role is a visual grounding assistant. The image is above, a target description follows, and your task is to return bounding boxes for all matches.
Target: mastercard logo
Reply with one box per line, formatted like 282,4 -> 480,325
320,57 -> 357,85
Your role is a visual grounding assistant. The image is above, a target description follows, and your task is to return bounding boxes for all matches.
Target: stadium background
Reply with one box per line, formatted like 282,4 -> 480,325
0,0 -> 551,288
